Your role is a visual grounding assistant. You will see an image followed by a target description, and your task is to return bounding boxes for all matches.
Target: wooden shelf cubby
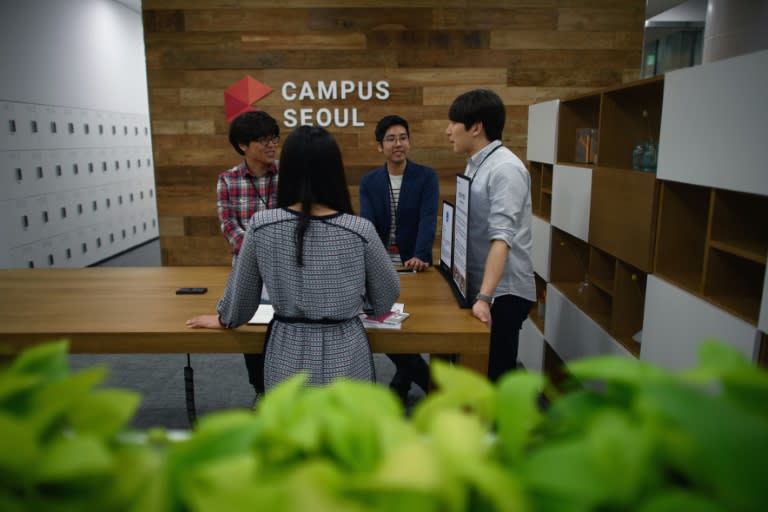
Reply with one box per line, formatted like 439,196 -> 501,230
611,261 -> 645,356
709,189 -> 768,264
551,228 -> 645,356
528,161 -> 553,221
655,182 -> 767,325
528,272 -> 548,332
556,93 -> 601,166
590,166 -> 659,272
654,181 -> 710,294
529,162 -> 542,216
589,246 -> 615,295
598,77 -> 664,170
585,283 -> 612,331
550,227 -> 589,288
704,248 -> 764,323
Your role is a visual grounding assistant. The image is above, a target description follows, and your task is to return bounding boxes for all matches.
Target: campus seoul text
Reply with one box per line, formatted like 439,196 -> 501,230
281,80 -> 390,128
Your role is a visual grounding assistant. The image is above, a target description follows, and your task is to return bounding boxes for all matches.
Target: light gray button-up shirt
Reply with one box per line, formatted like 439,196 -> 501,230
464,140 -> 536,302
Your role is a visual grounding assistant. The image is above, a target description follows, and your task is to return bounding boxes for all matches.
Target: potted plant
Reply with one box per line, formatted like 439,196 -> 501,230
1,339 -> 766,511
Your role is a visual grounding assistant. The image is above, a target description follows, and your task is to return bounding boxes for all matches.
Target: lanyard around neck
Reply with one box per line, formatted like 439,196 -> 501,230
248,170 -> 273,209
468,143 -> 502,183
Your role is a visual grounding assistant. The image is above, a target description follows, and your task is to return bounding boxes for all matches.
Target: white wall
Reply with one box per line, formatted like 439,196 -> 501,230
0,0 -> 148,113
0,0 -> 158,268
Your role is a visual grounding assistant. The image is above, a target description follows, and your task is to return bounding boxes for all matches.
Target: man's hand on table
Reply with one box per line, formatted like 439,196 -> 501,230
403,257 -> 430,272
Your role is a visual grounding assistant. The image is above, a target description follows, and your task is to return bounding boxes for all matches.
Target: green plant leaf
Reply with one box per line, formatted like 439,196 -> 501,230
8,340 -> 70,380
28,365 -> 107,437
584,410 -> 655,505
695,339 -> 752,370
106,444 -> 163,511
637,490 -> 724,512
0,493 -> 26,512
326,378 -> 403,420
0,413 -> 41,480
0,373 -> 44,409
411,360 -> 495,431
522,439 -> 607,507
639,380 -> 768,510
495,371 -> 544,462
163,411 -> 262,511
567,354 -> 670,386
35,435 -> 113,482
181,454 -> 260,511
317,379 -> 405,473
459,462 -> 528,512
69,389 -> 141,437
429,410 -> 490,465
682,340 -> 768,419
276,460 -> 372,512
535,389 -> 608,440
366,438 -> 443,492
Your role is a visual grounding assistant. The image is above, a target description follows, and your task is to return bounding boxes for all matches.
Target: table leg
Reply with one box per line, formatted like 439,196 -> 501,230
184,354 -> 197,427
455,353 -> 488,376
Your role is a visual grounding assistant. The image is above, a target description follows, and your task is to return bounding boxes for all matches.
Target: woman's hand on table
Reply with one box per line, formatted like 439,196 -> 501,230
185,314 -> 222,329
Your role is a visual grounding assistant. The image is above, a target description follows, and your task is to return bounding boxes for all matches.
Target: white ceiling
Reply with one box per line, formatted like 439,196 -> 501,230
116,0 -> 700,22
114,0 -> 141,13
647,0 -> 707,24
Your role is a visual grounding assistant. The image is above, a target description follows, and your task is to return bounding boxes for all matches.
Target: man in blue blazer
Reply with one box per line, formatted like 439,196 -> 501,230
360,115 -> 439,402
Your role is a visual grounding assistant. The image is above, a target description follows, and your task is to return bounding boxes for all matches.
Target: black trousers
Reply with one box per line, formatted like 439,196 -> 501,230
244,353 -> 265,393
386,353 -> 430,393
488,294 -> 533,382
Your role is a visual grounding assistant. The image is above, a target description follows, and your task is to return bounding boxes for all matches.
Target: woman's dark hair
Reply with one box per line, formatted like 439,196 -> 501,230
374,115 -> 410,142
448,89 -> 506,142
277,125 -> 354,266
228,111 -> 279,155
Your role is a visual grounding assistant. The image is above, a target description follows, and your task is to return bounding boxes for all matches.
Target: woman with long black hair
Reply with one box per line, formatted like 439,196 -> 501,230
187,126 -> 399,390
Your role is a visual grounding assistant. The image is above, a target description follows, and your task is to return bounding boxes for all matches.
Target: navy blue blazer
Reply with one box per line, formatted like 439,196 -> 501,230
359,160 -> 439,264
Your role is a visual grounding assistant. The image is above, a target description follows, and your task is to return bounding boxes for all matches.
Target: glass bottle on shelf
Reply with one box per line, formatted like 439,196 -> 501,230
632,143 -> 645,170
641,141 -> 657,172
576,273 -> 590,304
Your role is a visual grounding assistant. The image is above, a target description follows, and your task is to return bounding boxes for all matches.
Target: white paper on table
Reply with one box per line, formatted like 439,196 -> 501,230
247,304 -> 275,324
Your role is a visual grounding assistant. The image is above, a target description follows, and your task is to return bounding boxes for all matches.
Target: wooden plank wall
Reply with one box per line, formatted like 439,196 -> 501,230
143,0 -> 645,265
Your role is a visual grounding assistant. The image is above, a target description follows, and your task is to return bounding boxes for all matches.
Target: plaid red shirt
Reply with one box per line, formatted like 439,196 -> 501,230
216,161 -> 279,254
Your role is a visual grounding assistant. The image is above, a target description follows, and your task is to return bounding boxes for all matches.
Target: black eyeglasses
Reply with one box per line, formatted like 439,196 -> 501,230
383,134 -> 409,144
255,135 -> 280,146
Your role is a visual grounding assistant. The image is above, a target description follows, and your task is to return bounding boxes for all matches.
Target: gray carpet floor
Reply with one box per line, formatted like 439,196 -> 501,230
68,353 -> 421,430
74,239 -> 425,430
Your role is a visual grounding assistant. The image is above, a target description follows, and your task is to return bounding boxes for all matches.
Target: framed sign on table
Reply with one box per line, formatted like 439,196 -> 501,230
440,200 -> 454,273
446,174 -> 472,308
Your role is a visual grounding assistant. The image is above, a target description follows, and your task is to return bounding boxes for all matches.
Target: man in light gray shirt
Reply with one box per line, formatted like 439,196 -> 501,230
445,88 -> 536,381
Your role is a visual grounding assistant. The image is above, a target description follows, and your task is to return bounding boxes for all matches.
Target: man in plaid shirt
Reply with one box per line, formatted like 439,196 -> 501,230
217,110 -> 280,398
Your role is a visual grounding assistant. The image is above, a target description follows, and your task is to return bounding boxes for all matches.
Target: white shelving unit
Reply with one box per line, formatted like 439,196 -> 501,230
519,99 -> 558,372
545,284 -> 634,362
551,164 -> 591,243
525,49 -> 767,372
641,275 -> 760,370
640,49 -> 768,368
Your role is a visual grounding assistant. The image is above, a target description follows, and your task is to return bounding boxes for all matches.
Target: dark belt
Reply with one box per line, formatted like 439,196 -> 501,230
273,314 -> 355,325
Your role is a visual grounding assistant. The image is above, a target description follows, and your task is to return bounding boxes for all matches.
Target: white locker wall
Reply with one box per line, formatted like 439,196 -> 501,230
0,102 -> 158,268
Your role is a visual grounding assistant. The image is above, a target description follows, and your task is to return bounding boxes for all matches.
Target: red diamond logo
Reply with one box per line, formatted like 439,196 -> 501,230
224,76 -> 273,123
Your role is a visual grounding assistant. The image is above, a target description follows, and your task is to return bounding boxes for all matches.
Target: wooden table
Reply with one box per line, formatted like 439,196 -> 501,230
0,266 -> 489,374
